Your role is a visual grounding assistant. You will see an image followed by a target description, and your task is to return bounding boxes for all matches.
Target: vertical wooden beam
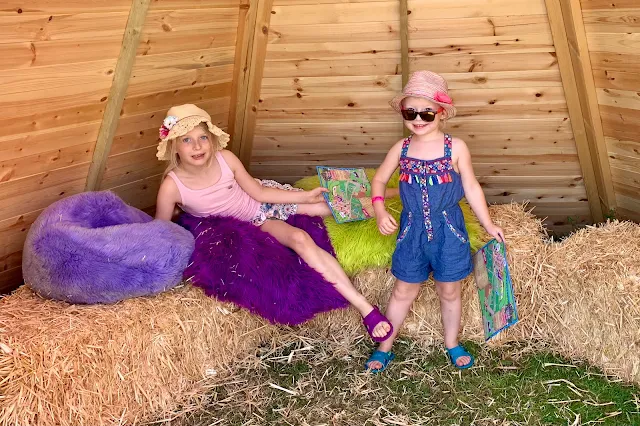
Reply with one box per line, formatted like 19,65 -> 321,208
229,0 -> 274,170
561,0 -> 616,215
85,0 -> 150,191
545,0 -> 612,223
228,0 -> 253,151
399,0 -> 410,138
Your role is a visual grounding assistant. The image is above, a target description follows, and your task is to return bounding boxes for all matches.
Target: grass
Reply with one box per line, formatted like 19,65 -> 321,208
176,338 -> 640,426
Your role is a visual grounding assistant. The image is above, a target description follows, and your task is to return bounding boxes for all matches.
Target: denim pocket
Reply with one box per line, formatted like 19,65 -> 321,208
396,211 -> 413,244
442,210 -> 468,244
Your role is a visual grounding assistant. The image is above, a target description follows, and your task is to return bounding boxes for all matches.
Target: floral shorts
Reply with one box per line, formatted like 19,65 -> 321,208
250,180 -> 302,226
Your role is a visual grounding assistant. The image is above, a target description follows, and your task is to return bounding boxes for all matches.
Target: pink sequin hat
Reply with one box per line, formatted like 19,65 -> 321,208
389,71 -> 456,120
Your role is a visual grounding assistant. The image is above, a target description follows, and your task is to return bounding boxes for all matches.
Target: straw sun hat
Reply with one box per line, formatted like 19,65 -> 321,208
389,71 -> 457,120
156,104 -> 230,161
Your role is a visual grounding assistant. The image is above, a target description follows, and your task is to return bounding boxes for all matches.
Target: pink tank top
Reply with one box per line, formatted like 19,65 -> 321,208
168,151 -> 261,221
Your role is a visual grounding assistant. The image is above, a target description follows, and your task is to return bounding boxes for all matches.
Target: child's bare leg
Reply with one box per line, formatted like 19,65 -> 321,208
260,219 -> 391,338
296,201 -> 331,217
367,280 -> 420,369
435,280 -> 469,367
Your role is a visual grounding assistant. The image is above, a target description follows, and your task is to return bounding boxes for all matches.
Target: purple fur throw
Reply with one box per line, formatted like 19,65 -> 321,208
177,213 -> 349,325
22,191 -> 195,304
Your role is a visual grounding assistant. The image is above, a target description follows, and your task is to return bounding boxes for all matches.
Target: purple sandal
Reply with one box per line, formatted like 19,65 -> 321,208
362,306 -> 394,342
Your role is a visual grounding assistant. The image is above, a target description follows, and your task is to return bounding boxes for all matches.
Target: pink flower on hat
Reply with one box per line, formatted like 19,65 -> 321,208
433,91 -> 452,105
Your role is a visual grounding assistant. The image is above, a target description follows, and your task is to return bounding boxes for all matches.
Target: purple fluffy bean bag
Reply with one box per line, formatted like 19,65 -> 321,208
178,213 -> 349,325
22,191 -> 195,304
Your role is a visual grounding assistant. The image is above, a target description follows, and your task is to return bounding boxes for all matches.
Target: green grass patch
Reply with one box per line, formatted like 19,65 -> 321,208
178,339 -> 640,425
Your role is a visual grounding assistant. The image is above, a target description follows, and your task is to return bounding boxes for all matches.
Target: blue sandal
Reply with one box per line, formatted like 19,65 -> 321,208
365,350 -> 395,373
446,345 -> 474,370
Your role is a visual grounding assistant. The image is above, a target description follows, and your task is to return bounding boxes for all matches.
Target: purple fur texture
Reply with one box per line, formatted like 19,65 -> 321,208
177,214 -> 349,325
22,191 -> 195,304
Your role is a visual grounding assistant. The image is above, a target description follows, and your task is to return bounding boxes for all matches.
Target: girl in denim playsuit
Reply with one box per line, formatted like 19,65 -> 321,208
366,71 -> 505,373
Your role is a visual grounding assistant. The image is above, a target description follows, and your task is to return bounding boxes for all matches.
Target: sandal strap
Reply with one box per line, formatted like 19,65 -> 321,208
446,345 -> 474,369
362,307 -> 394,342
369,350 -> 394,363
446,345 -> 468,359
365,350 -> 395,373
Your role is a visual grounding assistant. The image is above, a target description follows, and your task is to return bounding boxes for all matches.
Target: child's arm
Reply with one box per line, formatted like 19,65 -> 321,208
155,177 -> 181,221
371,140 -> 403,235
454,138 -> 505,243
221,150 -> 327,204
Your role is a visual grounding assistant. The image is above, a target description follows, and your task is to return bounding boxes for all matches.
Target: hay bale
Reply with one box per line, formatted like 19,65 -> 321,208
0,285 -> 274,426
542,221 -> 640,383
2,201 -> 639,426
302,203 -> 546,345
401,202 -> 549,346
302,203 -> 640,386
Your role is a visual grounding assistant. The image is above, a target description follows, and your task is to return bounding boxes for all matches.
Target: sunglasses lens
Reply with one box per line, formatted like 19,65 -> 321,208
421,111 -> 436,122
401,109 -> 439,121
401,110 -> 418,120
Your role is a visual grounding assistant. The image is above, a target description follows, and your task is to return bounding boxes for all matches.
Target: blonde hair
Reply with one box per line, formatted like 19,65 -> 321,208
162,123 -> 216,179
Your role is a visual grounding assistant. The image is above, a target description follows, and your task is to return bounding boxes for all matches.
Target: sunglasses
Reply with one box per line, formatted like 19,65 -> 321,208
401,107 -> 444,122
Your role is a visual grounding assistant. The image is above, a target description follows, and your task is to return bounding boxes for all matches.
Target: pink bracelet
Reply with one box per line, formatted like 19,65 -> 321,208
371,196 -> 384,203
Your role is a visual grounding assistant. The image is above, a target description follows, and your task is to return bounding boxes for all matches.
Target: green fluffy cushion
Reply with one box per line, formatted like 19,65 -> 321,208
295,169 -> 486,275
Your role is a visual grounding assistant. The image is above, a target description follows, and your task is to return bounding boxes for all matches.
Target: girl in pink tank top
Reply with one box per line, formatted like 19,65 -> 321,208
155,104 -> 394,346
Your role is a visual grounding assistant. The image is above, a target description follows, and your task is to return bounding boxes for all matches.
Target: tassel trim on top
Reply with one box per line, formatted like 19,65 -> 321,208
399,171 -> 452,186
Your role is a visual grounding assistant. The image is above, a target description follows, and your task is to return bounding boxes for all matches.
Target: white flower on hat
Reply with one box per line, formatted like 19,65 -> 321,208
163,115 -> 178,129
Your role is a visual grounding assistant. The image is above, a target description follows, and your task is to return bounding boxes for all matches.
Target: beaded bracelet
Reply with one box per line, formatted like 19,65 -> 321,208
371,196 -> 384,204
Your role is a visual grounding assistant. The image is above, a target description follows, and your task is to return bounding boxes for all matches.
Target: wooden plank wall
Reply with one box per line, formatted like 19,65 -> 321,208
581,0 -> 640,222
0,0 -> 240,293
251,0 -> 591,234
99,0 -> 239,209
0,1 -> 131,292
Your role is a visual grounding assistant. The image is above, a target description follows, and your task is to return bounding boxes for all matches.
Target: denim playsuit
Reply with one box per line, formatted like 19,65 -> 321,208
391,134 -> 473,283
